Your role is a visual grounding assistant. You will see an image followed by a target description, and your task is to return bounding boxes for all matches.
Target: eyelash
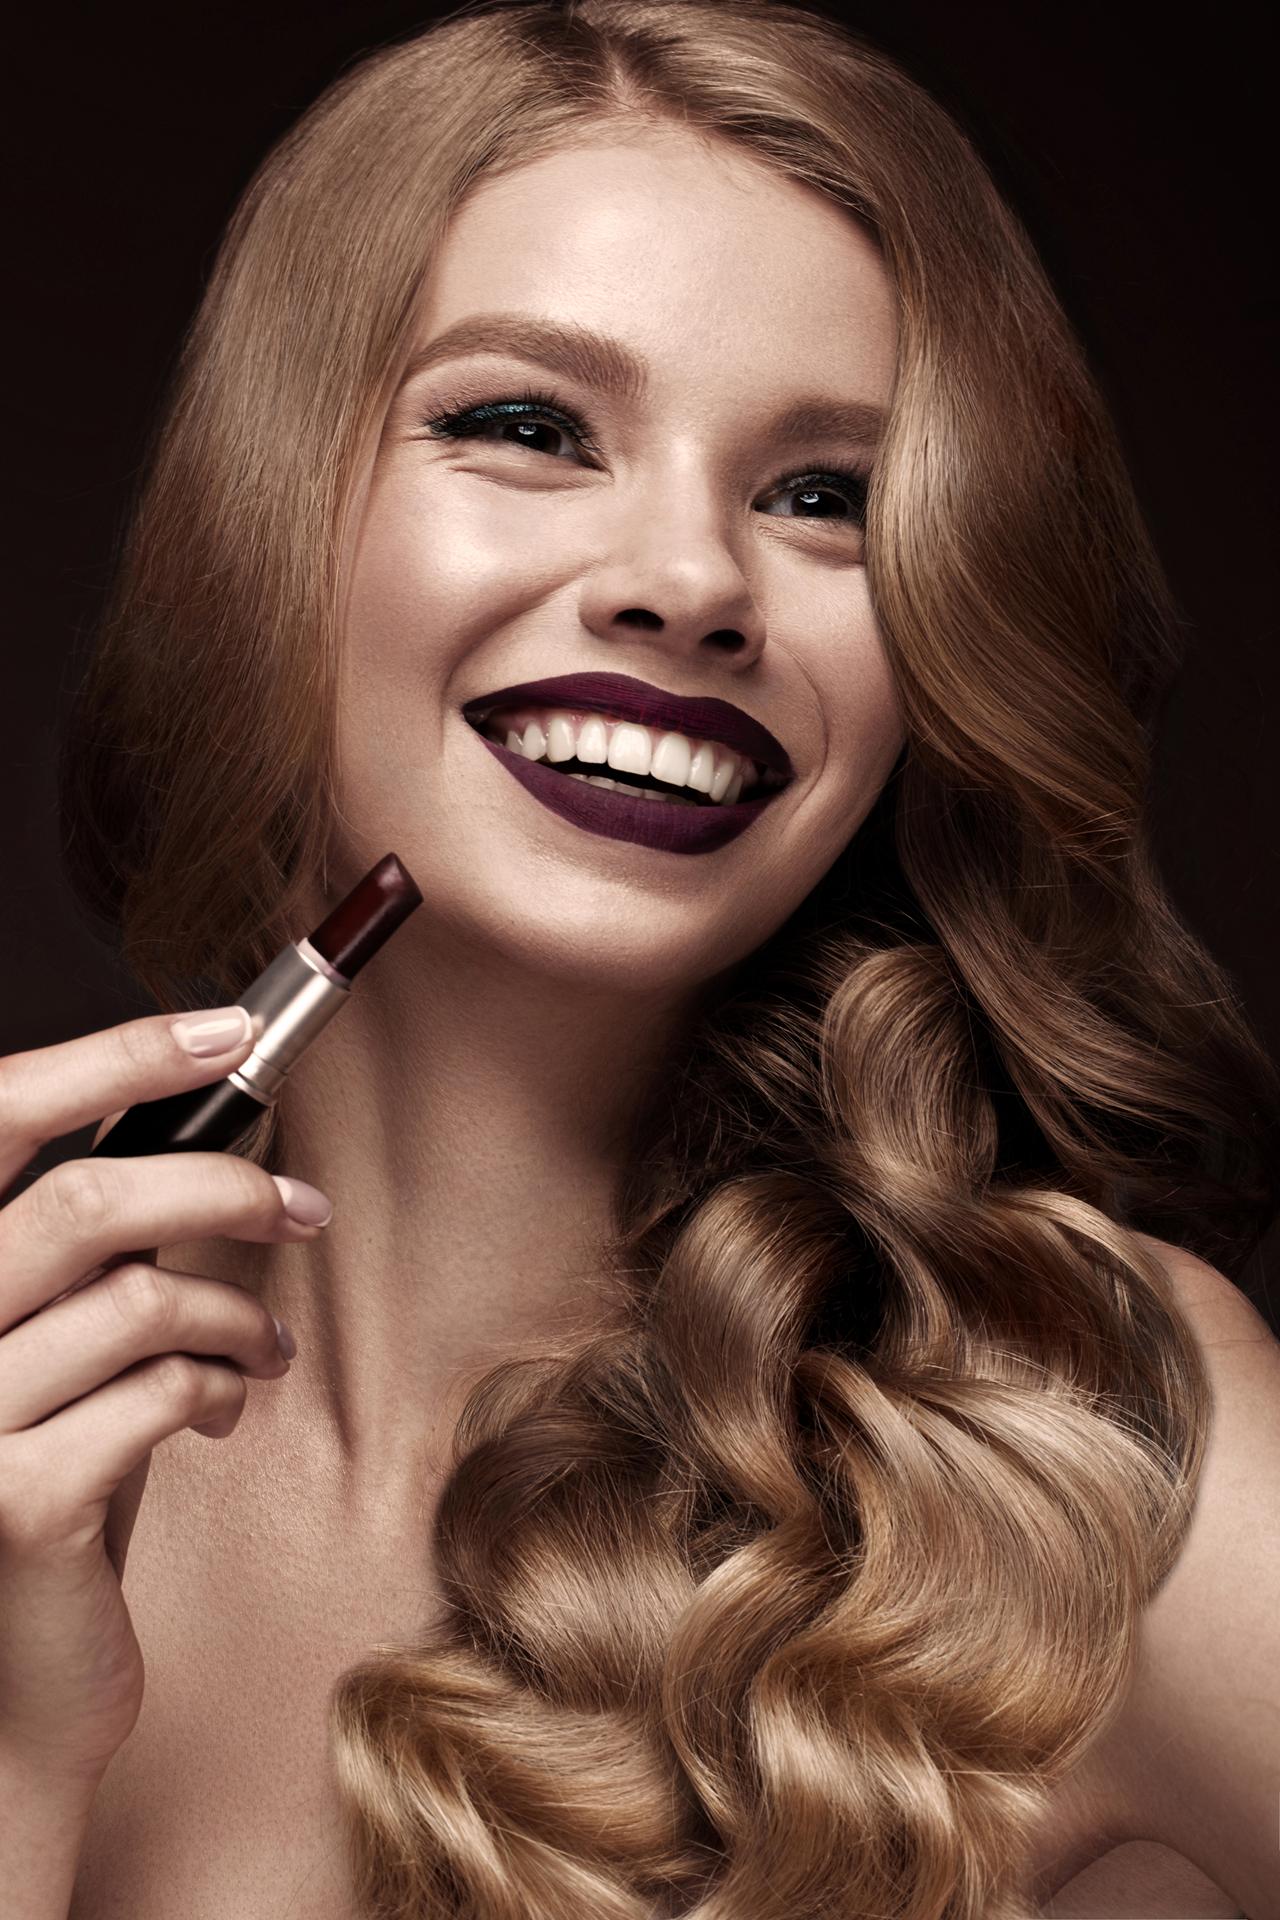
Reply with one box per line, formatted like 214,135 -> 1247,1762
421,384 -> 870,529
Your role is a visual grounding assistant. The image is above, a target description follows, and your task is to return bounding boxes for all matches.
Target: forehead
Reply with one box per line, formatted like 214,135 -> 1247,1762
413,124 -> 897,410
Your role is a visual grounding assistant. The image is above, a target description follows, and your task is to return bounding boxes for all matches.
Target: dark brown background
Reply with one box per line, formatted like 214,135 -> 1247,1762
4,3 -> 1276,1317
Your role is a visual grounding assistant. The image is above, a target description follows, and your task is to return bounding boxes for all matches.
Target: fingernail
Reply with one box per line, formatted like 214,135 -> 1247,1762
272,1175 -> 334,1227
272,1315 -> 298,1361
172,1006 -> 253,1057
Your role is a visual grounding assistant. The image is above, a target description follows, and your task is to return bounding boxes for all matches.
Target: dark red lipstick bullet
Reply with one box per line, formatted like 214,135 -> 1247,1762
91,854 -> 422,1158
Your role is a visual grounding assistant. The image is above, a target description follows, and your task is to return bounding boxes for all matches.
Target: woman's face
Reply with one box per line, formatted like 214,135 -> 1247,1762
339,123 -> 903,995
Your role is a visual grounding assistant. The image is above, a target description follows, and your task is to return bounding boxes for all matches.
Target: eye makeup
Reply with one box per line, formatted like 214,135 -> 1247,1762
425,383 -> 605,457
420,383 -> 871,528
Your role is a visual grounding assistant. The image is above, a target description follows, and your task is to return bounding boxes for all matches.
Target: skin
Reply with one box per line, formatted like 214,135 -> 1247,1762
164,122 -> 904,1529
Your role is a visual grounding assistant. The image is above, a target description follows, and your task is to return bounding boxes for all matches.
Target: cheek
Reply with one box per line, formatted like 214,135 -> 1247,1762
786,624 -> 905,867
834,645 -> 905,789
799,582 -> 905,801
342,459 -> 580,697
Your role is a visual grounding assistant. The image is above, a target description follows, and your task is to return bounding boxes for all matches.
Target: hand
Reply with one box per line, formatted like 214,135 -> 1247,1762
0,1008 -> 331,1783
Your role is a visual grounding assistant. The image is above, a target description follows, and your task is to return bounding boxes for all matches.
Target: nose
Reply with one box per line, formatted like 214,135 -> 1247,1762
577,467 -> 767,667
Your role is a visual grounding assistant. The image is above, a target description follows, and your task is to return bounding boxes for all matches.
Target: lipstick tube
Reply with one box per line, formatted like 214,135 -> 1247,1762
90,853 -> 422,1159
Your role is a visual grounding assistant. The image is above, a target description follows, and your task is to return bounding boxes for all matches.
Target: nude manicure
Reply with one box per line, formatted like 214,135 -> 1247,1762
272,1176 -> 334,1227
171,1006 -> 253,1057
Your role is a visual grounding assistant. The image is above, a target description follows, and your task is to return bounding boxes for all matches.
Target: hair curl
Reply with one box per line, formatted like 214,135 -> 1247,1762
59,1 -> 1279,1913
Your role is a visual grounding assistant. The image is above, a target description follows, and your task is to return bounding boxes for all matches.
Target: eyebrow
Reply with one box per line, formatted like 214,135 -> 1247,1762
398,312 -> 886,451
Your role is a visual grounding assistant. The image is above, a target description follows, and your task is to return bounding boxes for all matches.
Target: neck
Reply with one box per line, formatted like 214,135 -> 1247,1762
213,928 -> 695,1507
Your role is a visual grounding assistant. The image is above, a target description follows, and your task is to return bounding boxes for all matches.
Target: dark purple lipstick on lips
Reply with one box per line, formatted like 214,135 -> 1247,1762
92,854 -> 423,1159
461,671 -> 793,855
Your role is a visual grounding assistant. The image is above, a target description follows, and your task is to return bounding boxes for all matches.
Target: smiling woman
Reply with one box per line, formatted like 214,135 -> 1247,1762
20,1 -> 1278,1918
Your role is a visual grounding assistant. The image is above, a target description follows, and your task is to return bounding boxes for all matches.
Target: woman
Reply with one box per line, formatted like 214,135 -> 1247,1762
3,1 -> 1277,1914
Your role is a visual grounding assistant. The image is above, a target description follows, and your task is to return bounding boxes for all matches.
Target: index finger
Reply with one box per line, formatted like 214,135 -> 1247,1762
0,1009 -> 258,1192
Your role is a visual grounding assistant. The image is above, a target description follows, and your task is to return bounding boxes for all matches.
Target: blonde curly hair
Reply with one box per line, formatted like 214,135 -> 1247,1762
61,2 -> 1279,1912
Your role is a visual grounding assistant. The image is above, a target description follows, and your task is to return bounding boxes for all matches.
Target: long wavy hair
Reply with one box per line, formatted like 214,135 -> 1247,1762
59,1 -> 1279,1913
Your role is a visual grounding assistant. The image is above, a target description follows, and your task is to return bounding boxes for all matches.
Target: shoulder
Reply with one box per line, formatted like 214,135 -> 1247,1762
1110,1232 -> 1280,1918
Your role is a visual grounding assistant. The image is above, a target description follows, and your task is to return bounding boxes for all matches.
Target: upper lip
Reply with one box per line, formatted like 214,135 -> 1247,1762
461,671 -> 793,779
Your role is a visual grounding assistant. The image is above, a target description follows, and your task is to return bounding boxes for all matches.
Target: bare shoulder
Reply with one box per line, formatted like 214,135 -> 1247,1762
1114,1232 -> 1280,1920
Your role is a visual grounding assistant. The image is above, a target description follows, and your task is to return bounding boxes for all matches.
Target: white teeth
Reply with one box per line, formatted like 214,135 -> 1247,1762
606,722 -> 653,778
565,772 -> 700,807
576,715 -> 609,765
685,742 -> 716,795
546,714 -> 576,763
709,754 -> 735,802
650,732 -> 692,787
482,703 -> 785,806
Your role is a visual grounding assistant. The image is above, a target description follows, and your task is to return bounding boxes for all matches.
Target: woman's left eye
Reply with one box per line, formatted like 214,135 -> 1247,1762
759,470 -> 869,528
423,390 -> 870,528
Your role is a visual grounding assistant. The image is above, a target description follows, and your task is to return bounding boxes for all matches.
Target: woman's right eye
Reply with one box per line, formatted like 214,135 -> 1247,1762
424,390 -> 599,463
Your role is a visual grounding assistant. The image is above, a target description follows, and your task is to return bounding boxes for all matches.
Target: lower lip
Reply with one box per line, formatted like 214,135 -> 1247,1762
468,730 -> 784,854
